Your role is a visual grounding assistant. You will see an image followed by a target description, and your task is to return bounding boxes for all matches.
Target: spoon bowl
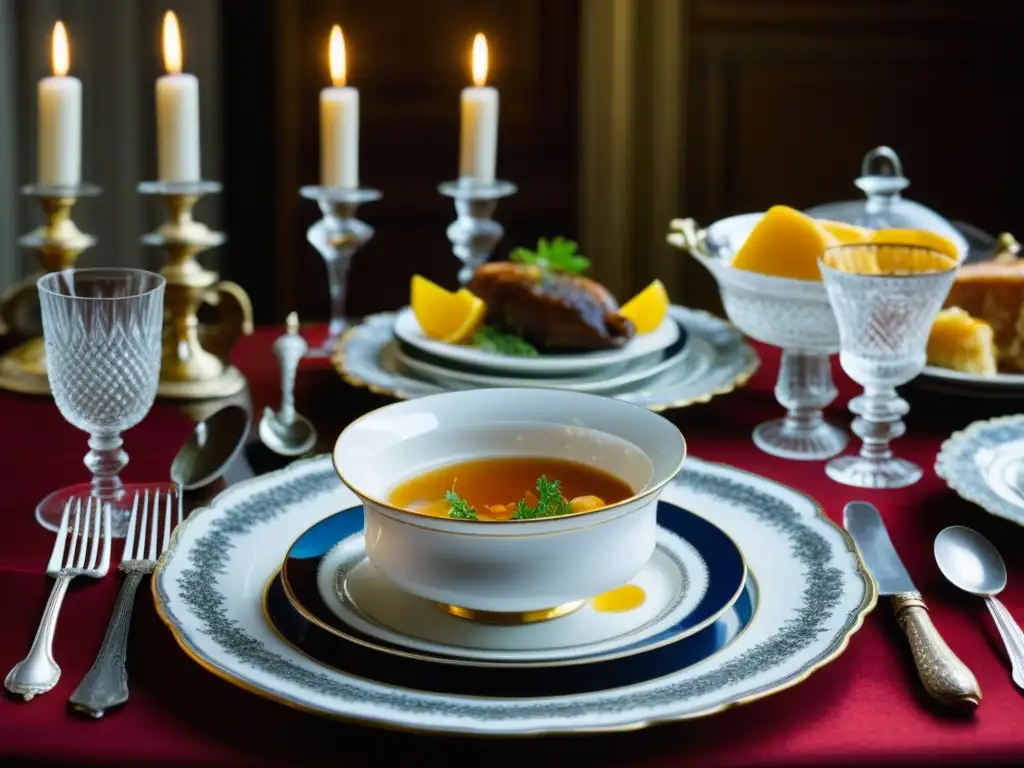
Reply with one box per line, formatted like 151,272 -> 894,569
258,408 -> 317,457
934,525 -> 1007,596
170,405 -> 251,490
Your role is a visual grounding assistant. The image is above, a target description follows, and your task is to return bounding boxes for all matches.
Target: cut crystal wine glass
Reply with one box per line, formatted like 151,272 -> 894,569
819,244 -> 957,489
36,268 -> 169,536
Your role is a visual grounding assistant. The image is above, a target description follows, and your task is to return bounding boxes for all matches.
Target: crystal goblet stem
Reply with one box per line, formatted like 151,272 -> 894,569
820,243 -> 957,489
35,268 -> 168,537
753,348 -> 848,460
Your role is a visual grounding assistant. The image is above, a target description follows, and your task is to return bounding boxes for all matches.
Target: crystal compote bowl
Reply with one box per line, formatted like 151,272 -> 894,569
36,268 -> 167,536
670,215 -> 847,461
819,244 -> 957,489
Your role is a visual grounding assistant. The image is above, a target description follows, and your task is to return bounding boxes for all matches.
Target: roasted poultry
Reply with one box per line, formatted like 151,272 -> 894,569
467,262 -> 636,352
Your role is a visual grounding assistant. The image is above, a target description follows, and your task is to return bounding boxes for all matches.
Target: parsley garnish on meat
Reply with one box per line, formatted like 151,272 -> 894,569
446,487 -> 478,519
510,236 -> 591,276
471,326 -> 538,357
512,475 -> 573,520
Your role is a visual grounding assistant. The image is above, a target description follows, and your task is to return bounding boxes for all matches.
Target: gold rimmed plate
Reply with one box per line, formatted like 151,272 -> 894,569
153,454 -> 874,736
278,501 -> 748,667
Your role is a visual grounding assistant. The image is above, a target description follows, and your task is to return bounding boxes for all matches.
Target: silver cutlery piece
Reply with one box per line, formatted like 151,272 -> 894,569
844,501 -> 981,708
170,404 -> 250,490
259,312 -> 317,457
934,525 -> 1024,690
5,497 -> 111,700
68,488 -> 183,717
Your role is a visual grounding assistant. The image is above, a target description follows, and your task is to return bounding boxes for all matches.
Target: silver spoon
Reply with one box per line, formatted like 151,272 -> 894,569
934,525 -> 1024,690
169,405 -> 250,490
259,312 -> 317,457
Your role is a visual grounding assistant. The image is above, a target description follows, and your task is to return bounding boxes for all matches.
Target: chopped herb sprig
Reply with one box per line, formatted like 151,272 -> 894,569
513,475 -> 573,520
471,326 -> 538,357
445,488 -> 478,519
510,236 -> 590,276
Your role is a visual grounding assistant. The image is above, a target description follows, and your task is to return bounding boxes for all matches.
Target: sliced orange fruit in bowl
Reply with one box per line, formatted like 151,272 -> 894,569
619,279 -> 670,334
870,228 -> 958,261
410,275 -> 487,344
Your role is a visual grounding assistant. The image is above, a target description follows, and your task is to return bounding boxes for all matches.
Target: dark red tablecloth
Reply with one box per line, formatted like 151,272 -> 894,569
2,326 -> 1024,767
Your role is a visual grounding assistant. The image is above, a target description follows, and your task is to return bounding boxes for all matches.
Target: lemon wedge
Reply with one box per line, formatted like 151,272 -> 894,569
619,279 -> 669,334
410,275 -> 487,344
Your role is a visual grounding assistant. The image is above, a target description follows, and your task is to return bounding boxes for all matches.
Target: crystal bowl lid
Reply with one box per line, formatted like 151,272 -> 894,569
804,146 -> 968,260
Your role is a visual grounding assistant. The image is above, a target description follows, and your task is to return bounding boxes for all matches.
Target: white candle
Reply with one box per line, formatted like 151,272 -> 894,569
38,22 -> 82,187
156,11 -> 200,182
320,26 -> 359,188
459,33 -> 498,184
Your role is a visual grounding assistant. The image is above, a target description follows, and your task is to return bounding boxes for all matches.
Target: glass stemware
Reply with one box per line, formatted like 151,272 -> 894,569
36,268 -> 169,536
819,244 -> 957,489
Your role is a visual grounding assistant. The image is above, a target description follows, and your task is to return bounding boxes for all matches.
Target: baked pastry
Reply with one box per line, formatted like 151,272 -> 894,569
927,307 -> 997,376
942,256 -> 1024,372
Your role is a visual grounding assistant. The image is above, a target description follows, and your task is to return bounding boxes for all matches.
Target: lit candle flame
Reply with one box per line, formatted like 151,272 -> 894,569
163,11 -> 182,75
471,33 -> 488,87
329,25 -> 346,87
52,21 -> 69,77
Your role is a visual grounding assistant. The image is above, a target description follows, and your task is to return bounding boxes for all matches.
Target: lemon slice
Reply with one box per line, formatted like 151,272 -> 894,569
619,279 -> 669,334
410,275 -> 487,344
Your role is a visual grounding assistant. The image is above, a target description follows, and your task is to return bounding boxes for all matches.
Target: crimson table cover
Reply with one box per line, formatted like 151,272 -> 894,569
1,327 -> 1022,767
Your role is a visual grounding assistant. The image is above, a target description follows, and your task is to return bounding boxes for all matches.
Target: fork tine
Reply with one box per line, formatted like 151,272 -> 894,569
138,489 -> 150,563
99,502 -> 112,572
66,498 -> 83,568
161,491 -> 172,553
47,498 -> 73,572
73,498 -> 90,569
86,497 -> 101,570
123,492 -> 140,562
148,490 -> 160,561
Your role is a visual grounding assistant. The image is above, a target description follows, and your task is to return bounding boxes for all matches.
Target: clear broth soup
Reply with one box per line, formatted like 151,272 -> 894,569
387,457 -> 634,521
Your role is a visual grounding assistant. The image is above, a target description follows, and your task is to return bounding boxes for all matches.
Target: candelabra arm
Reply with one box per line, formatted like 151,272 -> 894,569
439,179 -> 517,287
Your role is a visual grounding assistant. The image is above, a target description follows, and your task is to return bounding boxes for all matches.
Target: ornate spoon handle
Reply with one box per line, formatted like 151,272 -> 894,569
985,596 -> 1024,690
68,570 -> 145,717
4,573 -> 73,700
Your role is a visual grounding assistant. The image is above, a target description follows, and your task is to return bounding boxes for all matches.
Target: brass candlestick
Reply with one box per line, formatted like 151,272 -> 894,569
139,180 -> 253,399
0,183 -> 101,395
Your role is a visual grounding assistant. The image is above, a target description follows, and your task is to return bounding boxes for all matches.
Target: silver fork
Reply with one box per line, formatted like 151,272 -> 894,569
69,488 -> 182,717
5,497 -> 112,700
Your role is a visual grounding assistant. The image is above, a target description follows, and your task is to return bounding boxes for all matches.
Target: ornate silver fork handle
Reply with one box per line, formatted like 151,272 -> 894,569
68,569 -> 146,717
4,573 -> 73,700
986,596 -> 1024,690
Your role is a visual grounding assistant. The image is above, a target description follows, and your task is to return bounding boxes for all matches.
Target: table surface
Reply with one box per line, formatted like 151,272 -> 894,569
1,324 -> 1023,767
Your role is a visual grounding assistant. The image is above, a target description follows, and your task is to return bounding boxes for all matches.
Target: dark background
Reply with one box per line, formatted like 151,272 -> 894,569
220,0 -> 1022,325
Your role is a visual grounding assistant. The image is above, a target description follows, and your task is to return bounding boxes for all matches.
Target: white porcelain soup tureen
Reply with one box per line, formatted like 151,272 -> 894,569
332,388 -> 686,616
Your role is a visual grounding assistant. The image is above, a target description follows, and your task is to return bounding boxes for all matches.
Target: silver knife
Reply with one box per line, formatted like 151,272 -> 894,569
843,501 -> 981,708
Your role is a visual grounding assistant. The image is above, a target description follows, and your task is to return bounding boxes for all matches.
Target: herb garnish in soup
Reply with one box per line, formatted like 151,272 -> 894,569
388,457 -> 634,521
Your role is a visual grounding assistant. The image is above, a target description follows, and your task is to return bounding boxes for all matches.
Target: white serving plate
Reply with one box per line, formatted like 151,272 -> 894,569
335,306 -> 760,412
393,327 -> 692,392
392,306 -> 680,376
153,454 -> 874,736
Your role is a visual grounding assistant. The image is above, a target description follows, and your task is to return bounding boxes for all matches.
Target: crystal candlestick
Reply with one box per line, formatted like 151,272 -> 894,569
138,180 -> 253,400
439,179 -> 517,286
300,185 -> 381,358
0,184 -> 101,396
820,243 -> 957,489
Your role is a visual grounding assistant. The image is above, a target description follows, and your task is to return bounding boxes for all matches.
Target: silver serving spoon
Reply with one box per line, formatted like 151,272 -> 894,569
169,405 -> 251,490
934,525 -> 1024,690
259,312 -> 317,457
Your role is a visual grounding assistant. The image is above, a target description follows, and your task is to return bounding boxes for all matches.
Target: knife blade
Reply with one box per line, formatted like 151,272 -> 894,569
843,501 -> 981,708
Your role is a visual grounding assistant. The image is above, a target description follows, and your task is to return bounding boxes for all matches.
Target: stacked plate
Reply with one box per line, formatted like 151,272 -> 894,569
333,305 -> 760,410
153,454 -> 875,735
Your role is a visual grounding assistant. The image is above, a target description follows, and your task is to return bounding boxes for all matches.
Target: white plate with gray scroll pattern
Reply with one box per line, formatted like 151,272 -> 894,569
333,306 -> 759,412
936,415 -> 1024,527
153,454 -> 874,736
